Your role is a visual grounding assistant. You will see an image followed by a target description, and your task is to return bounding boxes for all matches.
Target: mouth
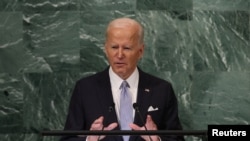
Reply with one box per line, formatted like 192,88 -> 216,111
114,62 -> 126,66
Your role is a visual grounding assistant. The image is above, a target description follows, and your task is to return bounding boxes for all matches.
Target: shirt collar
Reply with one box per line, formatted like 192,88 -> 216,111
109,67 -> 139,89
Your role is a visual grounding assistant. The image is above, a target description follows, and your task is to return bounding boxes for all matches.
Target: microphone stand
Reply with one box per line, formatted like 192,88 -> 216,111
133,103 -> 153,141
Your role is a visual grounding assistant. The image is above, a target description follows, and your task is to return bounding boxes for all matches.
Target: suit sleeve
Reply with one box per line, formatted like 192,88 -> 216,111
59,81 -> 87,141
160,83 -> 185,141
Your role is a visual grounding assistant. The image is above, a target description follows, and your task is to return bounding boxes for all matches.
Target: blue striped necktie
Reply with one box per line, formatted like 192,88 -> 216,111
119,80 -> 133,141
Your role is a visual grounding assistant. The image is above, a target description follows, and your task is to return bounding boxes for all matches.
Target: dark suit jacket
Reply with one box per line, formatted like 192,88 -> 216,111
60,67 -> 185,141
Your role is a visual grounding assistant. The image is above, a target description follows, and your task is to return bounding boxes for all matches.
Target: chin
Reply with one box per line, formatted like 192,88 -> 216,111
114,70 -> 125,75
114,70 -> 126,77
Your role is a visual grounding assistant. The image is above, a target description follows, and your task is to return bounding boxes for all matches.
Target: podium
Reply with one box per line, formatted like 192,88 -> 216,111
41,125 -> 250,141
41,130 -> 208,141
41,130 -> 207,136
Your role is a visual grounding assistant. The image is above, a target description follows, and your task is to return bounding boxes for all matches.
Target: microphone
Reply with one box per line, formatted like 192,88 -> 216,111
98,103 -> 115,140
133,103 -> 152,141
104,103 -> 115,126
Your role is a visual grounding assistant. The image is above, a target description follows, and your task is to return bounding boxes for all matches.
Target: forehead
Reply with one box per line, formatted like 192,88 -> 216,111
106,28 -> 139,46
107,18 -> 140,35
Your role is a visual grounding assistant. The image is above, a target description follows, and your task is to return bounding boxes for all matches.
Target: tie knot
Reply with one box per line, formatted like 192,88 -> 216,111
120,81 -> 130,89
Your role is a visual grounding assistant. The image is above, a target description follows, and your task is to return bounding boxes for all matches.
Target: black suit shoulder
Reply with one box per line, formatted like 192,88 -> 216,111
139,69 -> 173,87
76,68 -> 109,86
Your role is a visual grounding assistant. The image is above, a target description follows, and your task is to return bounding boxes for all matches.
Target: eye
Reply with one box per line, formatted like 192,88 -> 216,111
124,46 -> 131,50
111,45 -> 118,49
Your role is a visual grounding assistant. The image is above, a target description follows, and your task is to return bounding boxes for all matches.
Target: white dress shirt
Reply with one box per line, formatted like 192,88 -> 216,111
109,67 -> 139,122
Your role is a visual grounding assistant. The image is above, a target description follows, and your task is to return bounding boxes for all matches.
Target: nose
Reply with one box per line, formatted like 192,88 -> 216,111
117,48 -> 124,58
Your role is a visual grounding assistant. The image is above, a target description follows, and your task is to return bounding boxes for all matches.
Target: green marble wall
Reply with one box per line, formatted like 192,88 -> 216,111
0,0 -> 249,141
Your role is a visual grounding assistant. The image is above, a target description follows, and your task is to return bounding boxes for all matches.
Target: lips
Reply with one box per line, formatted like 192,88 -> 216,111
116,62 -> 125,64
114,62 -> 126,66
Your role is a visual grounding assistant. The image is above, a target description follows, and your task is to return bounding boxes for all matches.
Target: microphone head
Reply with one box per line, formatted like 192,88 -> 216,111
108,103 -> 115,112
133,103 -> 138,109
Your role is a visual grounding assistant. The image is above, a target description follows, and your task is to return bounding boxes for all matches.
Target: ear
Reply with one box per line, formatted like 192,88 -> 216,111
104,43 -> 108,57
139,44 -> 145,59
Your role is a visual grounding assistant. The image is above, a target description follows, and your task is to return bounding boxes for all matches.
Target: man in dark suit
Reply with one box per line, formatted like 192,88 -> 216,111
60,17 -> 184,141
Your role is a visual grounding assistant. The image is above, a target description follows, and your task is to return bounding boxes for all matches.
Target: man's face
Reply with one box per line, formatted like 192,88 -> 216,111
105,26 -> 144,80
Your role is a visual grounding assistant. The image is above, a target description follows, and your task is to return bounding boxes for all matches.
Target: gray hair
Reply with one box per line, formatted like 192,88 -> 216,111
105,17 -> 144,44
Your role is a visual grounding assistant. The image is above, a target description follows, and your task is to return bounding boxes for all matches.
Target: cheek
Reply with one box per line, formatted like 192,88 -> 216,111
105,49 -> 113,58
135,52 -> 142,60
129,55 -> 140,64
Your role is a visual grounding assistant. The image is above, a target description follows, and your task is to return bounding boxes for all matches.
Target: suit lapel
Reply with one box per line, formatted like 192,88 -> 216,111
96,68 -> 114,111
96,68 -> 120,130
130,69 -> 153,141
134,69 -> 152,126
